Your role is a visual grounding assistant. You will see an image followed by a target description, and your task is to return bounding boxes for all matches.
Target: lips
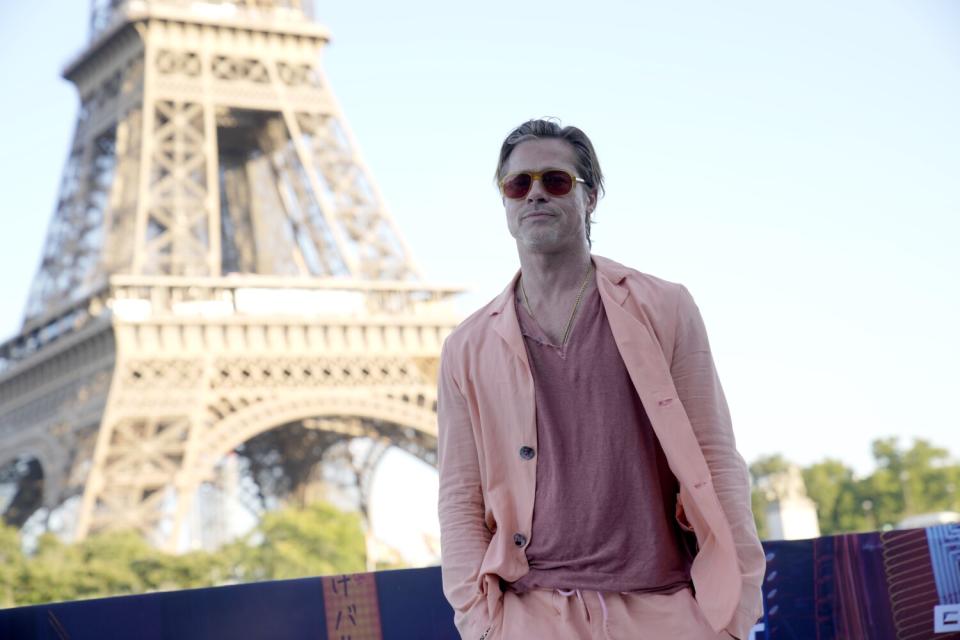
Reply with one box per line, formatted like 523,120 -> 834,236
523,211 -> 554,220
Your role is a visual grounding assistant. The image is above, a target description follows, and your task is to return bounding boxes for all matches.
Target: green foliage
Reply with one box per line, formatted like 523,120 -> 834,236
749,454 -> 791,480
0,525 -> 23,608
802,459 -> 866,535
750,437 -> 960,538
0,501 -> 366,608
225,501 -> 366,582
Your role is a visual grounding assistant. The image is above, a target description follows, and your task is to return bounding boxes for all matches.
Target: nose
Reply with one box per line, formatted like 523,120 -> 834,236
526,176 -> 549,201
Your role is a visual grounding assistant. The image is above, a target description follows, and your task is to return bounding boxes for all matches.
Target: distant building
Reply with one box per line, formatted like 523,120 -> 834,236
764,465 -> 821,540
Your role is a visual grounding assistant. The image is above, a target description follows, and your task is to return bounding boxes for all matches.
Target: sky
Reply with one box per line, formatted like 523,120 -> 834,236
0,0 -> 958,562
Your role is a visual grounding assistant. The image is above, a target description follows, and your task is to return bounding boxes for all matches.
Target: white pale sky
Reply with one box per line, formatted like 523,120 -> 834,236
1,1 -> 958,562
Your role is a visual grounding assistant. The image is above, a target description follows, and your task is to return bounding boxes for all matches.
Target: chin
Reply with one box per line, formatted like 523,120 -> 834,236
519,234 -> 568,254
520,229 -> 556,245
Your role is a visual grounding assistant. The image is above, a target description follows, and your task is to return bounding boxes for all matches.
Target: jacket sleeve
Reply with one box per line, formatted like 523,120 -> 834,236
437,341 -> 501,639
670,285 -> 765,640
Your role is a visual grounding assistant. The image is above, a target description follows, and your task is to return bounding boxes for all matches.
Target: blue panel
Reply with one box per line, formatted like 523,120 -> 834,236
375,568 -> 458,640
0,578 -> 326,640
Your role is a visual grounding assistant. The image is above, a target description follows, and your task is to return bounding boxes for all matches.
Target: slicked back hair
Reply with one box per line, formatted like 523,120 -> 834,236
495,119 -> 605,247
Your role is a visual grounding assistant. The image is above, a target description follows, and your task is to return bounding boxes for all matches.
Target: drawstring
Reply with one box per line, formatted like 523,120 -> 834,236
556,589 -> 587,620
556,589 -> 612,639
595,591 -> 610,638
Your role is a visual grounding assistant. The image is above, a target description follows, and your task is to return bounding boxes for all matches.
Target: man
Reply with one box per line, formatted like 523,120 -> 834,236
437,119 -> 765,639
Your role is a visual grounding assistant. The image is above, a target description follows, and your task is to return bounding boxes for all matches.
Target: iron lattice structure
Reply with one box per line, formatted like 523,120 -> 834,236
0,0 -> 460,552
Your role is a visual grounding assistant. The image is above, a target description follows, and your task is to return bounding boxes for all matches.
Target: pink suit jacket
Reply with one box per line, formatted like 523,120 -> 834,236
437,255 -> 765,640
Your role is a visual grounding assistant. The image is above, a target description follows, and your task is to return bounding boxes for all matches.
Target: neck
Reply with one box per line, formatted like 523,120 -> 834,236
517,244 -> 592,299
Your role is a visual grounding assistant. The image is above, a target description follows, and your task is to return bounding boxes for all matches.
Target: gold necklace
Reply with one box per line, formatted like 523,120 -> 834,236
520,263 -> 594,347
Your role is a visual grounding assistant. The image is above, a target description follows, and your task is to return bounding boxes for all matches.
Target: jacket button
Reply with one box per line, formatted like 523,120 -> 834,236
519,446 -> 535,460
513,533 -> 527,547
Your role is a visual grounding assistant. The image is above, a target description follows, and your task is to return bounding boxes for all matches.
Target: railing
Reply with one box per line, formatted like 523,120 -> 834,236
108,274 -> 463,319
89,0 -> 316,41
1,525 -> 958,639
0,275 -> 463,374
0,284 -> 112,374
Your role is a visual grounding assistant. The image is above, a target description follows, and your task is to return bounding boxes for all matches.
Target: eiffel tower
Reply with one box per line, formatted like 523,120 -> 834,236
0,0 -> 460,552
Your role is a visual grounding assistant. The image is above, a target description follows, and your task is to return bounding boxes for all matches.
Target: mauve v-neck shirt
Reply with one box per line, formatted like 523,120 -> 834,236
509,281 -> 694,594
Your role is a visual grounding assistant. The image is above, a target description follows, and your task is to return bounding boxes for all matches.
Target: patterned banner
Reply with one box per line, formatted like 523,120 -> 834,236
760,523 -> 960,638
1,525 -> 959,638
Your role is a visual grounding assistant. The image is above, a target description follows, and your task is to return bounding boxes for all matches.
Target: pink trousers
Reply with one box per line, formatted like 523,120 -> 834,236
495,587 -> 731,640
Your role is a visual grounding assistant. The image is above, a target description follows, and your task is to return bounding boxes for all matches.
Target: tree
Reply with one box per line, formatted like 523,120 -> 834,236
225,501 -> 366,582
900,439 -> 959,514
749,437 -> 960,538
867,437 -> 958,527
3,500 -> 368,607
802,459 -> 865,535
0,524 -> 24,607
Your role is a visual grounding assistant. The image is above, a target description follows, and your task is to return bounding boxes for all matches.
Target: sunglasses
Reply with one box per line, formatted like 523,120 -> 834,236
499,170 -> 586,199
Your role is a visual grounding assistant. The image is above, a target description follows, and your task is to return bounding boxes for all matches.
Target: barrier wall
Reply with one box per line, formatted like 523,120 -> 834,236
1,524 -> 958,639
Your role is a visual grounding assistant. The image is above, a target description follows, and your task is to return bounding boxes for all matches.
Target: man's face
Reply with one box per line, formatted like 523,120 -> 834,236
501,138 -> 597,254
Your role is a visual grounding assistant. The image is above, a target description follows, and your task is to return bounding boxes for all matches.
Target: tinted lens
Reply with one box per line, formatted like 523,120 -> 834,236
502,173 -> 532,199
541,171 -> 574,196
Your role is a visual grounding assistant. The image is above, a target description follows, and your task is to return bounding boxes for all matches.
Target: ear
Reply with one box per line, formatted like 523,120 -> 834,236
586,188 -> 598,214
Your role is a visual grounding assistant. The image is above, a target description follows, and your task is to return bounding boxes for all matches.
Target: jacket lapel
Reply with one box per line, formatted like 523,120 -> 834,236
489,271 -> 530,369
487,271 -> 539,537
595,260 -> 711,491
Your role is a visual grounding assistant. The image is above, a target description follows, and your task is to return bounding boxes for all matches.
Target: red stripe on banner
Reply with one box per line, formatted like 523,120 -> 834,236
881,528 -> 941,640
